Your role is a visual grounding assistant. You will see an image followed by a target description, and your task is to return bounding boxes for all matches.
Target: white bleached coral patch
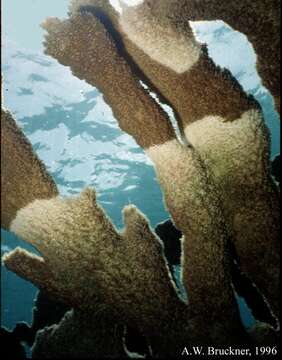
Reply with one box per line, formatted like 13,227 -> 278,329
120,6 -> 200,73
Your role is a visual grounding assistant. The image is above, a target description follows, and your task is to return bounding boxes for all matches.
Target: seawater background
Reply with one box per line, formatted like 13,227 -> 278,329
1,0 -> 280,336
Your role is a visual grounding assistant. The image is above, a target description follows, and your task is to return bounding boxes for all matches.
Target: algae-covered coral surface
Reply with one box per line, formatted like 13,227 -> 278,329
1,0 -> 280,358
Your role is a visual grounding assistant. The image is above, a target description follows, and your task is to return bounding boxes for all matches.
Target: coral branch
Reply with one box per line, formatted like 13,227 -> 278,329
9,187 -> 188,338
120,0 -> 281,318
1,110 -> 189,354
42,15 -> 175,150
1,109 -> 58,229
2,1 -> 280,356
42,9 -> 246,345
32,310 -> 125,358
70,0 -> 280,318
134,0 -> 281,113
3,248 -> 60,299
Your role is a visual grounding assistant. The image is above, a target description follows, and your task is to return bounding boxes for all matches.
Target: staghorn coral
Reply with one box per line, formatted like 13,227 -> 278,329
66,0 -> 280,320
1,0 -> 280,357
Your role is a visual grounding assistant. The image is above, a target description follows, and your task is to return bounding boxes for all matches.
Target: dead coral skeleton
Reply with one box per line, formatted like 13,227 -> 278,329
1,0 -> 280,358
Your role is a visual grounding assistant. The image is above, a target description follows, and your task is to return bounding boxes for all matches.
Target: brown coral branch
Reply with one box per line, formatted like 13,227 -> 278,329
42,16 -> 175,150
69,0 -> 280,319
1,117 -> 190,355
8,187 -> 188,339
1,2 -> 279,355
1,109 -> 58,229
2,248 -> 64,302
42,10 -> 246,346
120,0 -> 281,319
136,0 -> 281,114
1,110 -> 190,351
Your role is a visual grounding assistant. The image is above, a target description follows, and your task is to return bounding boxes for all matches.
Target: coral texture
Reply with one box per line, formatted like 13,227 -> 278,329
2,109 -> 245,357
41,11 -> 246,342
66,0 -> 280,318
131,0 -> 281,113
118,1 -> 280,318
1,109 -> 58,229
2,0 -> 280,358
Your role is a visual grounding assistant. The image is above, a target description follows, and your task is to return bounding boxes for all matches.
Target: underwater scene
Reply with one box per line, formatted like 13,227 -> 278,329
1,0 -> 280,358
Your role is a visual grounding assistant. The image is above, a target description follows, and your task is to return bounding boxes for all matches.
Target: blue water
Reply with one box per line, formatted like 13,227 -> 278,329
1,0 -> 279,336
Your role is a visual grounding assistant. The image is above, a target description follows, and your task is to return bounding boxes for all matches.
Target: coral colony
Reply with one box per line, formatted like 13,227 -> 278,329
1,0 -> 280,358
